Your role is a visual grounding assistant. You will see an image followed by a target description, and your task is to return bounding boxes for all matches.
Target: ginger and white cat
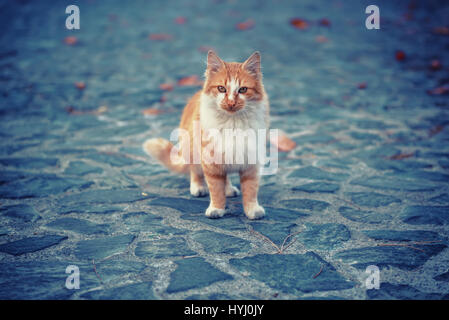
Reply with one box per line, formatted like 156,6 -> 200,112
143,51 -> 269,220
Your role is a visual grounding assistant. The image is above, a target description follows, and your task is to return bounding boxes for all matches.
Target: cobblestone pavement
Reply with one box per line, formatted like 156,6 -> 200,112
1,0 -> 449,300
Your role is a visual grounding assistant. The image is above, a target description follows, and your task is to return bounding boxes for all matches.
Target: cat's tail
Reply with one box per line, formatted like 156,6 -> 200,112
143,138 -> 190,174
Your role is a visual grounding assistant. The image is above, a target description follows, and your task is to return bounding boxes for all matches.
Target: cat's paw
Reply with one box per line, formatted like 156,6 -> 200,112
245,204 -> 265,220
190,184 -> 209,197
225,185 -> 240,198
205,206 -> 226,219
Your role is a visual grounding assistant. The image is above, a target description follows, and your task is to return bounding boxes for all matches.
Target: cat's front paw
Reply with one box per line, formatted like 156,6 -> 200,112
225,185 -> 240,198
190,184 -> 209,197
245,204 -> 265,220
205,206 -> 226,219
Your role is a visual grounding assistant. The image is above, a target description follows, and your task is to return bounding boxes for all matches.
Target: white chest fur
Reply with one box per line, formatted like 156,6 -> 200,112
199,93 -> 268,171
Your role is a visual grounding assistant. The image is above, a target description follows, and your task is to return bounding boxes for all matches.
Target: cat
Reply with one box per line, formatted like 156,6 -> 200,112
143,51 -> 270,220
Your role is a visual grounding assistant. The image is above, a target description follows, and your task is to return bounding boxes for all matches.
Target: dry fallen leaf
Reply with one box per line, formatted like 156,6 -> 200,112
159,83 -> 174,91
272,132 -> 296,152
427,86 -> 449,96
149,33 -> 173,41
177,75 -> 203,86
64,36 -> 78,45
319,18 -> 331,26
142,108 -> 164,116
74,82 -> 86,90
236,19 -> 255,30
175,17 -> 186,24
433,26 -> 449,35
290,18 -> 308,30
429,60 -> 442,71
315,35 -> 328,43
389,152 -> 414,160
429,124 -> 444,137
395,50 -> 406,61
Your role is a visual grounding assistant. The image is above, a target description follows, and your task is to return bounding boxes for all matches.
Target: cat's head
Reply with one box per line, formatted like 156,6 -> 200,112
203,51 -> 265,114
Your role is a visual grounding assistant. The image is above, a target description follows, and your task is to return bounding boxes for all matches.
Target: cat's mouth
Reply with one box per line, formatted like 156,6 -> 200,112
221,105 -> 243,114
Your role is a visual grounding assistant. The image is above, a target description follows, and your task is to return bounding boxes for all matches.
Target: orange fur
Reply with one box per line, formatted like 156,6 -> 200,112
143,51 -> 269,219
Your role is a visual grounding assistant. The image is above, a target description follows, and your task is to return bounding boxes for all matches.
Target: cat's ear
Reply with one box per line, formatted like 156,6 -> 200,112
242,51 -> 261,76
206,50 -> 224,74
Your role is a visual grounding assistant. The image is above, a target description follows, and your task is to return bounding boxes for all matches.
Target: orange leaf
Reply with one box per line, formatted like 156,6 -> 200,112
357,82 -> 367,89
177,75 -> 203,86
290,18 -> 308,29
429,59 -> 442,71
74,82 -> 86,90
272,132 -> 296,152
159,83 -> 174,91
64,36 -> 78,45
142,108 -> 163,116
427,86 -> 449,95
395,50 -> 406,61
175,17 -> 186,24
236,19 -> 255,30
149,33 -> 173,41
315,35 -> 328,43
319,18 -> 331,26
433,26 -> 449,35
429,125 -> 444,137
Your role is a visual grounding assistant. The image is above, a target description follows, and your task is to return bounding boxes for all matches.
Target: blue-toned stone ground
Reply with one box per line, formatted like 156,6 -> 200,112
0,0 -> 449,300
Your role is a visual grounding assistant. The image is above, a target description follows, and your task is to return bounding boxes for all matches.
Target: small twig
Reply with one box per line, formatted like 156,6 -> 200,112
377,243 -> 425,252
92,259 -> 103,283
247,225 -> 281,253
376,240 -> 442,253
410,240 -> 443,244
429,124 -> 444,138
280,231 -> 299,250
335,196 -> 362,211
280,231 -> 301,253
247,225 -> 300,254
313,265 -> 324,279
181,254 -> 199,259
281,237 -> 297,252
388,152 -> 414,160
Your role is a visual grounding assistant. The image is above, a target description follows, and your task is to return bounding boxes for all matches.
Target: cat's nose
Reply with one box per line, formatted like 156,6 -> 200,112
223,99 -> 238,112
227,100 -> 236,108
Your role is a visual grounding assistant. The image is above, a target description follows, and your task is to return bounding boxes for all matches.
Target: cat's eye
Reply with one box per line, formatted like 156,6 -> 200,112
217,86 -> 226,93
238,87 -> 248,94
